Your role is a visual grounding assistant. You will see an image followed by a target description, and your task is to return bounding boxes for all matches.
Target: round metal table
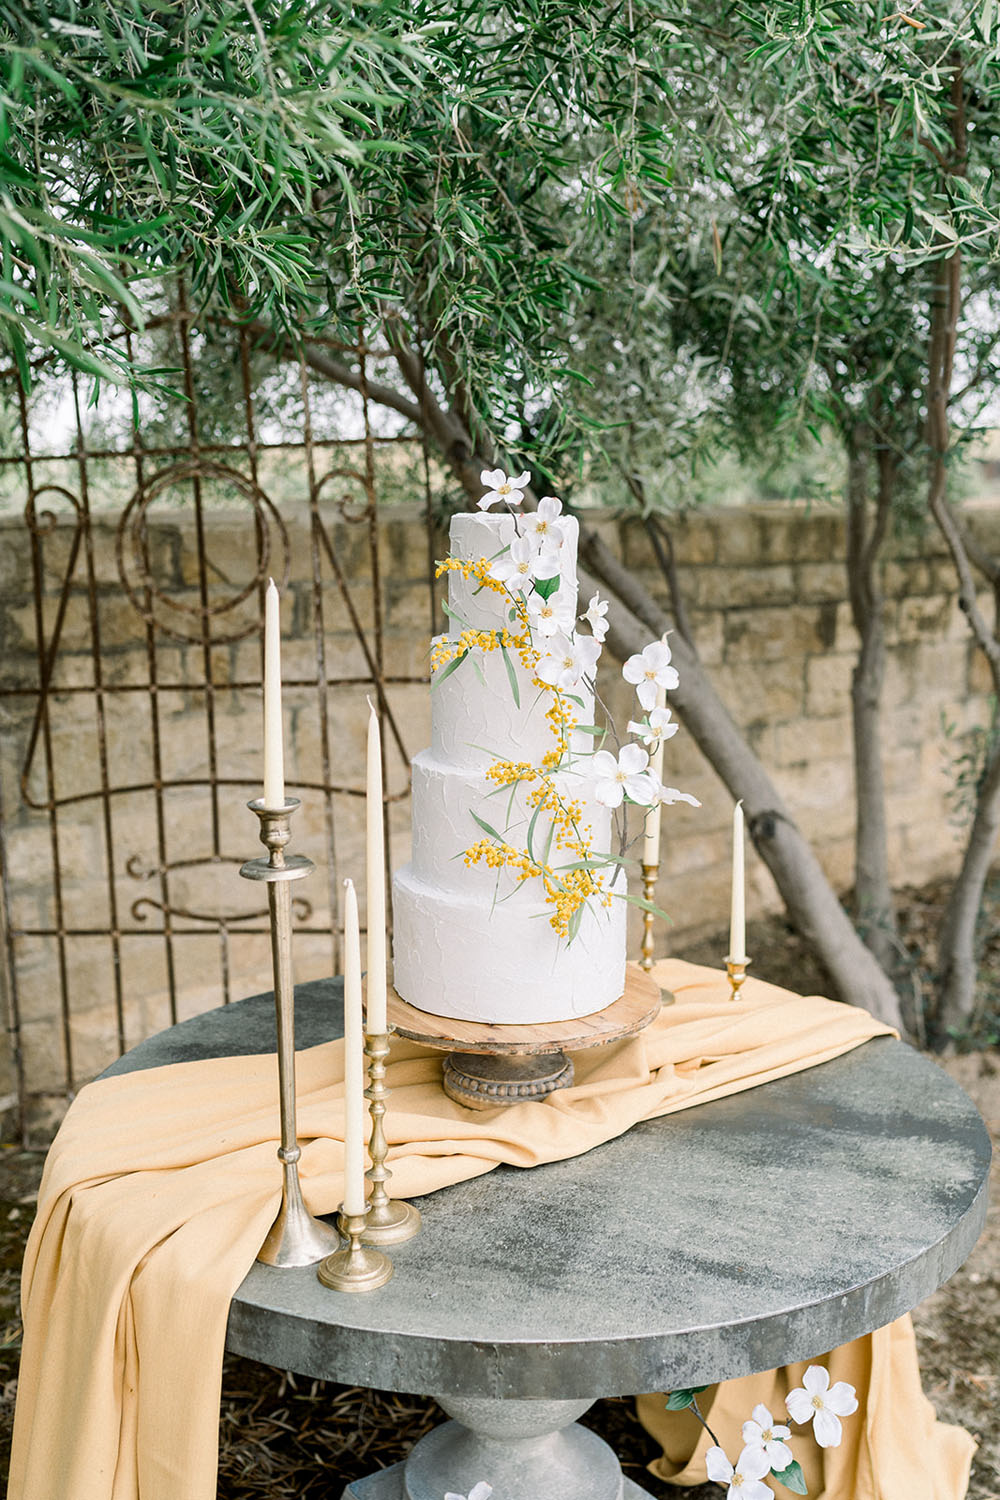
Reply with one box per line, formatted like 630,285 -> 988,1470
106,977 -> 991,1500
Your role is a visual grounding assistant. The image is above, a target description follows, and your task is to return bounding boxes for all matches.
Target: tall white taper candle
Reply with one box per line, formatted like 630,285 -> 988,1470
730,801 -> 747,963
262,578 -> 285,809
642,682 -> 667,868
365,698 -> 388,1035
342,879 -> 367,1218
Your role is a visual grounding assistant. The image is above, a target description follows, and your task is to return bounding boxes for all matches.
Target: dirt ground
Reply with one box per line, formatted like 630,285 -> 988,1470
0,894 -> 996,1499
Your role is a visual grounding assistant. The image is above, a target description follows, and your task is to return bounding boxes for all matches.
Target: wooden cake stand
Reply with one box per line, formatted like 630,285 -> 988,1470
387,962 -> 662,1109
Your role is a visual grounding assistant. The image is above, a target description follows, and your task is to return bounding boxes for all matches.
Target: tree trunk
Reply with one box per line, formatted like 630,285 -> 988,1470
844,427 -> 899,981
922,55 -> 1000,1043
578,530 -> 905,1030
935,741 -> 1000,1041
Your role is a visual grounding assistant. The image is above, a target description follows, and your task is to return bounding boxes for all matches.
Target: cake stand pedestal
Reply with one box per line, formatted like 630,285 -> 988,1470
387,962 -> 662,1109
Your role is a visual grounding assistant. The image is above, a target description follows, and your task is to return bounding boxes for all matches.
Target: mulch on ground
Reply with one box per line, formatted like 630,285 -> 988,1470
0,889 -> 997,1499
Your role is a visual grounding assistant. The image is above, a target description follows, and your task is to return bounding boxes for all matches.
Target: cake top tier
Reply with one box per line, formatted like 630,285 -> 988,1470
446,510 -> 580,636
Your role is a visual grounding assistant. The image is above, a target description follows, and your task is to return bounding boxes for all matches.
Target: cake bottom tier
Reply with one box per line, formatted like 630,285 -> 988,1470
391,864 -> 627,1024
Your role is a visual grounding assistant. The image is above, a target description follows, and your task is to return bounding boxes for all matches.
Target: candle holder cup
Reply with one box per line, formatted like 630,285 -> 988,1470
318,1209 -> 394,1292
725,956 -> 750,1001
241,797 -> 341,1267
362,1029 -> 422,1245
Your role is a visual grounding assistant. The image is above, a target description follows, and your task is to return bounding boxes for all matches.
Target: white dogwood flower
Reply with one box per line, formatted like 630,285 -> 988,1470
583,590 -> 610,642
489,535 -> 560,591
622,639 -> 680,710
705,1444 -> 773,1500
741,1404 -> 793,1473
536,631 -> 602,691
527,589 -> 575,638
445,1485 -> 492,1500
478,468 -> 530,509
589,744 -> 658,808
786,1366 -> 858,1448
704,1440 -> 773,1500
519,495 -> 568,547
627,705 -> 679,749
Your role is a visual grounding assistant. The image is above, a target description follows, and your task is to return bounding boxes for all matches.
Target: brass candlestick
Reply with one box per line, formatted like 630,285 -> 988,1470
317,1209 -> 393,1292
726,956 -> 750,1001
363,1030 -> 422,1245
639,861 -> 658,972
241,798 -> 341,1267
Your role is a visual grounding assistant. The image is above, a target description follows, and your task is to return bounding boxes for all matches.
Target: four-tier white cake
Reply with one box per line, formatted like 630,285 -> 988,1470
391,510 -> 627,1024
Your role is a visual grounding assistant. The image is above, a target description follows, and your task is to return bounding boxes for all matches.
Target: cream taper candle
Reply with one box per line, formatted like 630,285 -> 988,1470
342,879 -> 367,1218
365,698 -> 388,1035
262,578 -> 285,809
642,683 -> 667,868
730,800 -> 747,963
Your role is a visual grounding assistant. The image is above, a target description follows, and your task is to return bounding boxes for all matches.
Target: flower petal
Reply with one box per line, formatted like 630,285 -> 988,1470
705,1446 -> 734,1484
510,471 -> 531,488
812,1407 -> 843,1448
803,1365 -> 830,1395
743,1480 -> 774,1500
825,1381 -> 859,1417
619,742 -> 650,774
636,679 -> 658,710
785,1388 -> 814,1425
765,1437 -> 794,1470
622,654 -> 645,685
594,780 -> 625,808
468,1485 -> 493,1500
736,1445 -> 771,1481
741,1419 -> 764,1447
538,495 -> 563,519
480,469 -> 505,487
750,1404 -> 773,1429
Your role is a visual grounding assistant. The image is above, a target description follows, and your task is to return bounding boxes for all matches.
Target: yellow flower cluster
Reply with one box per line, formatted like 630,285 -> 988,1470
464,838 -> 542,883
431,625 -> 520,673
468,763 -> 611,936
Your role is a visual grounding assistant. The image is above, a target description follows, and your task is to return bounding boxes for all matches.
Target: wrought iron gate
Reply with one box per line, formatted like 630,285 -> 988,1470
0,306 -> 439,1142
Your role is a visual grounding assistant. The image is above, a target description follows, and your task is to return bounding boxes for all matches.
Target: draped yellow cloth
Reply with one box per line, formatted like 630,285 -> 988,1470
8,960 -> 974,1500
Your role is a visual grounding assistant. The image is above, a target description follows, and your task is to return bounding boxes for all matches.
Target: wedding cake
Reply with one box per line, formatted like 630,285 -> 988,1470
391,501 -> 628,1024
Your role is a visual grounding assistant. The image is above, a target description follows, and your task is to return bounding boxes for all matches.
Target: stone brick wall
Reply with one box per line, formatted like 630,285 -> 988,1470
0,501 -> 994,1135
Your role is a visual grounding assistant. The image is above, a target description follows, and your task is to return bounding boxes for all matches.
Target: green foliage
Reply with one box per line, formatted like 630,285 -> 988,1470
772,1456 -> 808,1494
664,1385 -> 709,1411
0,0 -> 427,383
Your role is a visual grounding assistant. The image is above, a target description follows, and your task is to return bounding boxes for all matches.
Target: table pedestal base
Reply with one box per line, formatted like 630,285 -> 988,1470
341,1396 -> 656,1500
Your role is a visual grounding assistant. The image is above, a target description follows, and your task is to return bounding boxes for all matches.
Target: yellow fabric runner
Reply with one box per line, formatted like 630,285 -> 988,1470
8,960 -> 974,1500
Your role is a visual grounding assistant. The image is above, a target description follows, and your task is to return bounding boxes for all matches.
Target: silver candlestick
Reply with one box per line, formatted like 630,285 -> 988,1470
241,797 -> 341,1267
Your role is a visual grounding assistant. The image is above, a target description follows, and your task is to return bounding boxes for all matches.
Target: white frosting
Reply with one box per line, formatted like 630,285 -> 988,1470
391,507 -> 627,1024
393,864 -> 627,1023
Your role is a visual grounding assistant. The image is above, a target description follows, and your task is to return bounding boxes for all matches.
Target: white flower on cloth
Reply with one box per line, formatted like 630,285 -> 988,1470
445,1485 -> 492,1500
786,1366 -> 858,1448
582,590 -> 610,642
527,589 -> 576,638
589,743 -> 659,808
622,638 -> 680,710
490,535 -> 561,591
519,495 -> 569,547
536,631 -> 602,691
627,705 -> 679,750
478,468 -> 530,509
705,1444 -> 773,1500
741,1404 -> 793,1472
